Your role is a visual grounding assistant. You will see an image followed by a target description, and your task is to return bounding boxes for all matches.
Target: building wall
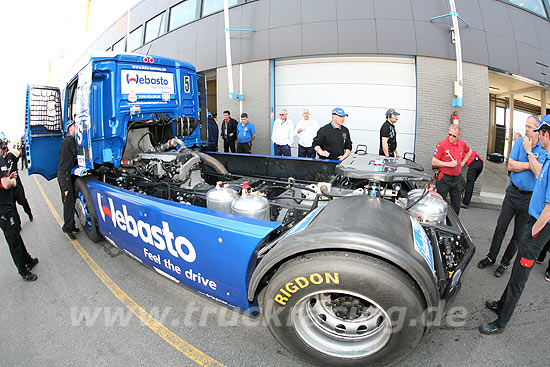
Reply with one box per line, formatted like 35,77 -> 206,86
416,57 -> 489,194
216,60 -> 271,154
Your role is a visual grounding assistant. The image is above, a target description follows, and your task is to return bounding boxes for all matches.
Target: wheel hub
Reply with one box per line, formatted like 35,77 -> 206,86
330,294 -> 367,320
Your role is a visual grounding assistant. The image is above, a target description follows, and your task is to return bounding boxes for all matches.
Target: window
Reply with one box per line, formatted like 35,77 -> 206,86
113,38 -> 126,52
145,12 -> 167,44
127,25 -> 143,51
504,0 -> 547,17
202,0 -> 239,17
169,0 -> 197,31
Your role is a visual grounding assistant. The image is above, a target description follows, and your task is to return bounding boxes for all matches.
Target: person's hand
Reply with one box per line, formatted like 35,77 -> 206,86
532,223 -> 543,238
447,160 -> 458,168
318,150 -> 330,158
338,154 -> 348,161
523,135 -> 532,152
229,133 -> 233,137
395,152 -> 400,159
9,172 -> 17,180
297,128 -> 303,134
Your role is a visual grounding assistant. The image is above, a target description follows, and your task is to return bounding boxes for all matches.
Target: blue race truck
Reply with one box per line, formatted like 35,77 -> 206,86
25,53 -> 474,367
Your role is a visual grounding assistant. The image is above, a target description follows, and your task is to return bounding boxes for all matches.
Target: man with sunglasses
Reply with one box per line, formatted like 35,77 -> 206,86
480,115 -> 550,334
478,116 -> 546,279
432,124 -> 472,215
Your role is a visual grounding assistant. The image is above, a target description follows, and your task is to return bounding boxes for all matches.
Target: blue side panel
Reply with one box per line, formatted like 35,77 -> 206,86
87,181 -> 281,311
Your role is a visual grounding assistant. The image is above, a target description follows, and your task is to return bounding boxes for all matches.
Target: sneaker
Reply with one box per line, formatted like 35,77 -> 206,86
26,258 -> 39,271
545,269 -> 550,282
21,272 -> 37,282
62,229 -> 76,240
478,256 -> 495,269
461,202 -> 469,209
494,264 -> 508,278
71,227 -> 80,233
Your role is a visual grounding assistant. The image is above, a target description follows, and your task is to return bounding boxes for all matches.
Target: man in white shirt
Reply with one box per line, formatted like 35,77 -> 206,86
295,108 -> 320,158
271,109 -> 294,156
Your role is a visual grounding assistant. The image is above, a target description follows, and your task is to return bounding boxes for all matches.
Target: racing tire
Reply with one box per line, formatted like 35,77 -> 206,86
262,251 -> 426,367
74,177 -> 102,243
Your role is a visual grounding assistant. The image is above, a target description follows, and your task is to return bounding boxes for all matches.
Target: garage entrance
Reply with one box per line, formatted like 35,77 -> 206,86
274,56 -> 417,156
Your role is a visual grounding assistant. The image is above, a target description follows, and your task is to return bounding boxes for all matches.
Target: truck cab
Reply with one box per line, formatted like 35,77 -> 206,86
25,53 -> 205,179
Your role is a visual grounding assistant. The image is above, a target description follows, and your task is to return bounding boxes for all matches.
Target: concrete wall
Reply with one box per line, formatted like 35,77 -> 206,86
73,0 -> 550,85
416,57 -> 489,194
216,60 -> 271,155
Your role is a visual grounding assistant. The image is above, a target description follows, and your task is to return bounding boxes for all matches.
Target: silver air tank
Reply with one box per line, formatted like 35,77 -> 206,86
407,188 -> 448,226
231,188 -> 270,221
206,182 -> 238,214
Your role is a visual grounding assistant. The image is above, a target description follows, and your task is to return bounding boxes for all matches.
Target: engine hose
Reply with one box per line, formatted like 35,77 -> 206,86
197,152 -> 229,175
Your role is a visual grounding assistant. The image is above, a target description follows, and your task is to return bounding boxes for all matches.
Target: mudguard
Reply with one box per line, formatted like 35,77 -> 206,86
248,195 -> 440,317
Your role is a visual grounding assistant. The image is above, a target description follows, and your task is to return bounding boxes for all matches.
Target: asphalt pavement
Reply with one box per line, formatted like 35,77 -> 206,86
0,170 -> 548,367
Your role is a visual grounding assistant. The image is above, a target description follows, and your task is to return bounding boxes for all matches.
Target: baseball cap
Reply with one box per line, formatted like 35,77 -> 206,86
534,115 -> 550,132
386,108 -> 400,116
332,107 -> 348,117
65,120 -> 75,132
207,112 -> 212,117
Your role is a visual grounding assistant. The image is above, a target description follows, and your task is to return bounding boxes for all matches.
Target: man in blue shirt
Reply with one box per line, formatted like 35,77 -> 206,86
480,115 -> 550,334
478,116 -> 546,278
236,113 -> 256,154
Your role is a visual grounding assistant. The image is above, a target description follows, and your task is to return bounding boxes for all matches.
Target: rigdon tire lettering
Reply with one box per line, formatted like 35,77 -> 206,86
74,177 -> 103,243
262,251 -> 425,367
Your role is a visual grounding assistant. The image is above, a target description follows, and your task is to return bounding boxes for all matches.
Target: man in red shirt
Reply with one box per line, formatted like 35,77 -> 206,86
432,124 -> 472,215
461,149 -> 484,209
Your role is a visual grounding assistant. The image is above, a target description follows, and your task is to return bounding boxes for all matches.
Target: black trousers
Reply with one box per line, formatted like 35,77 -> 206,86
436,174 -> 462,215
495,216 -> 550,328
462,159 -> 483,205
298,145 -> 316,158
488,185 -> 531,266
237,142 -> 252,154
0,208 -> 32,275
207,142 -> 218,152
57,172 -> 75,232
13,179 -> 32,219
223,139 -> 236,153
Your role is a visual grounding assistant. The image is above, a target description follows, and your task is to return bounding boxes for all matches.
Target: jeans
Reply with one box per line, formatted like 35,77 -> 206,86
273,143 -> 291,156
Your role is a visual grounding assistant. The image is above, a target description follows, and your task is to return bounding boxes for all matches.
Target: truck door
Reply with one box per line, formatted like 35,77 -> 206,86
25,85 -> 63,180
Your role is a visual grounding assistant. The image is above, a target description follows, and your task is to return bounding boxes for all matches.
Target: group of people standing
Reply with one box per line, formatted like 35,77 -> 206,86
208,110 -> 256,154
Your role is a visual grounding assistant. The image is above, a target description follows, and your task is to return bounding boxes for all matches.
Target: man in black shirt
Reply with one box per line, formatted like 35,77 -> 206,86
57,120 -> 79,240
312,107 -> 352,161
220,110 -> 238,153
379,108 -> 400,158
0,142 -> 38,281
2,143 -> 33,221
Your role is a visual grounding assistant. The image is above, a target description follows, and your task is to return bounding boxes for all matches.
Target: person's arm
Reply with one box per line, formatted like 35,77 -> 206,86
382,137 -> 390,156
461,148 -> 472,167
251,134 -> 256,142
8,147 -> 20,158
508,137 -> 530,172
532,203 -> 550,238
0,172 -> 17,189
394,149 -> 400,159
522,136 -> 544,178
432,156 -> 457,168
315,145 -> 330,158
338,149 -> 351,161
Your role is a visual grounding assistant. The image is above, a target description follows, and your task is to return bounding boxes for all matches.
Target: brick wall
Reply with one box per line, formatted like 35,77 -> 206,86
416,56 -> 489,196
216,60 -> 271,155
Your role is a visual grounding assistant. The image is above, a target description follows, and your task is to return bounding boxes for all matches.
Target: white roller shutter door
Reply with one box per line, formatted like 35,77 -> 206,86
274,56 -> 416,156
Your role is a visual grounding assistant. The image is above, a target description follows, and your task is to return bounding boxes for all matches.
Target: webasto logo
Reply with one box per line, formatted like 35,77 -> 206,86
126,73 -> 169,86
97,193 -> 196,263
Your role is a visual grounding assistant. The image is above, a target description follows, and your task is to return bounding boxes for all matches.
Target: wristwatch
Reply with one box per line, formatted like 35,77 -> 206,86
527,151 -> 533,156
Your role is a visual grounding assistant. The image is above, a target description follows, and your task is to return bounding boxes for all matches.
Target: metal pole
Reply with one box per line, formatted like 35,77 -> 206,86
224,0 -> 235,98
449,0 -> 463,107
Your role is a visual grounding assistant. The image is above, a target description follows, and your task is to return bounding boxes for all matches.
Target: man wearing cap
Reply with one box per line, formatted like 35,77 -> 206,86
379,108 -> 400,158
432,124 -> 472,215
1,142 -> 33,221
271,109 -> 294,156
478,115 -> 546,278
57,120 -> 79,240
480,115 -> 550,334
207,112 -> 219,151
0,141 -> 38,281
312,107 -> 352,161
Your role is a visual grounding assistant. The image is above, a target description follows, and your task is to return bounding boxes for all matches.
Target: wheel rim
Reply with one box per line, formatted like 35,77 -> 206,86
290,290 -> 392,359
75,192 -> 92,231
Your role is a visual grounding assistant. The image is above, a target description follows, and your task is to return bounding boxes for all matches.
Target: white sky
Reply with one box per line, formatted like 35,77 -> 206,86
0,0 -> 141,141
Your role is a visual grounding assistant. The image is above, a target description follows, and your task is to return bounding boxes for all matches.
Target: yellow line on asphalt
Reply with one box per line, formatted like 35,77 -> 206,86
33,176 -> 224,367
